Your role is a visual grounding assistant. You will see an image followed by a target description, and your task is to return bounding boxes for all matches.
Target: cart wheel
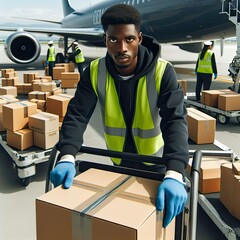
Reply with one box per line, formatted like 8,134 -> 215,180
217,114 -> 229,124
237,116 -> 240,124
21,177 -> 31,187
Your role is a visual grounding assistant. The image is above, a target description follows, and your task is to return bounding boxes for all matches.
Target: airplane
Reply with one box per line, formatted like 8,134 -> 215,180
0,0 -> 236,64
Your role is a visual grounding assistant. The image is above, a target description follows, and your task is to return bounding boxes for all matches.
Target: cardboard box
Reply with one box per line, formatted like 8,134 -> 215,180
15,83 -> 33,94
220,163 -> 240,220
33,130 -> 59,149
7,129 -> 33,150
36,169 -> 175,240
177,80 -> 187,95
1,68 -> 14,78
23,73 -> 40,83
28,91 -> 51,101
187,107 -> 216,144
68,62 -> 75,72
53,67 -> 66,80
55,63 -> 70,72
0,86 -> 17,97
39,82 -> 57,92
2,77 -> 19,86
201,90 -> 223,107
218,94 -> 240,111
29,112 -> 59,133
35,76 -> 52,82
52,88 -> 62,95
61,79 -> 79,88
61,72 -> 80,80
46,94 -> 73,116
0,112 -> 5,131
187,157 -> 229,194
0,95 -> 19,112
30,99 -> 46,112
3,101 -> 37,131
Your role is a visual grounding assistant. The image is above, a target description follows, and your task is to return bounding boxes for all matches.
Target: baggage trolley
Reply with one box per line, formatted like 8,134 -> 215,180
45,145 -> 202,240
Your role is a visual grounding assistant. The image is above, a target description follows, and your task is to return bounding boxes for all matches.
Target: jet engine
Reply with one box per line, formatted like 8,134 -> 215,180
175,42 -> 203,53
4,31 -> 41,64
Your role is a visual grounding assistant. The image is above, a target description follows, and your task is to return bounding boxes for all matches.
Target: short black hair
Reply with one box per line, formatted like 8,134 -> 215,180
101,4 -> 142,32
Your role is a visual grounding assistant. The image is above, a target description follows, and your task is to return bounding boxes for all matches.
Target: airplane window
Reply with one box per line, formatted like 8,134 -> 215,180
132,0 -> 135,4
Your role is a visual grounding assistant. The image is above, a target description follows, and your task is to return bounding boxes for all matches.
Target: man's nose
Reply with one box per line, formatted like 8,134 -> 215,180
117,41 -> 127,52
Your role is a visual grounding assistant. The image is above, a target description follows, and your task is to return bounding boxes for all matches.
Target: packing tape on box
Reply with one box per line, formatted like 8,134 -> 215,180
72,175 -> 163,240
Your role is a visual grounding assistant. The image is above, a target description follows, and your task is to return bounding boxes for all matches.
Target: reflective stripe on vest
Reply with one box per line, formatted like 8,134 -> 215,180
90,57 -> 167,165
197,50 -> 213,74
75,47 -> 85,63
48,46 -> 55,62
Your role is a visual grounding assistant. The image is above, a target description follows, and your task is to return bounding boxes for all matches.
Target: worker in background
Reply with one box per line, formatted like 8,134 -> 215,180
195,41 -> 217,101
46,40 -> 56,78
66,42 -> 85,76
50,4 -> 189,228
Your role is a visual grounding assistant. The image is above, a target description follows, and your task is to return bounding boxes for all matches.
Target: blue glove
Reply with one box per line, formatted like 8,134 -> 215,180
214,73 -> 217,79
45,60 -> 49,65
156,178 -> 187,228
50,161 -> 76,189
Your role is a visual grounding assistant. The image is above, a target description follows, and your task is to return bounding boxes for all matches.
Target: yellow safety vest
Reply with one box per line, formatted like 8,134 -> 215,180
197,49 -> 213,74
47,46 -> 55,62
75,47 -> 85,63
90,57 -> 168,165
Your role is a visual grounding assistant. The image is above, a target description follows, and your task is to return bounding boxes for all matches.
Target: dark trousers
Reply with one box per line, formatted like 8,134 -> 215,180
77,62 -> 84,77
48,61 -> 55,79
195,73 -> 212,101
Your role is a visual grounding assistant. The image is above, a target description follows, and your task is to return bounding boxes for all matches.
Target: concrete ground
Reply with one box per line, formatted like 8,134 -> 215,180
0,41 -> 240,240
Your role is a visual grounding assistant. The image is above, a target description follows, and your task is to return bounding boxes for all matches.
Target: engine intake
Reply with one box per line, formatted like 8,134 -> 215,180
4,31 -> 41,64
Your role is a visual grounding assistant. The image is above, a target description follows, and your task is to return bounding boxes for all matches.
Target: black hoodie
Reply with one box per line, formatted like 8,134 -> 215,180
58,35 -> 189,175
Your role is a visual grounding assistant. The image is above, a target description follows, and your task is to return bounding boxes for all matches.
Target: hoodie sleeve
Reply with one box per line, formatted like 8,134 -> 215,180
158,63 -> 189,176
57,66 -> 97,159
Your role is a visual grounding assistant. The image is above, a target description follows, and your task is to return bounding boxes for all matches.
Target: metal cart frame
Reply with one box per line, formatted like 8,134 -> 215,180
45,145 -> 202,240
0,131 -> 52,186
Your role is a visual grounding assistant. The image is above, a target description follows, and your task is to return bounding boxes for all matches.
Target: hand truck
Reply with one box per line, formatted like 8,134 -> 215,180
45,145 -> 202,240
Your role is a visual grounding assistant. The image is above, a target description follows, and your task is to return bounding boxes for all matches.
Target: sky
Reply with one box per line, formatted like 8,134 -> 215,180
0,0 -> 103,25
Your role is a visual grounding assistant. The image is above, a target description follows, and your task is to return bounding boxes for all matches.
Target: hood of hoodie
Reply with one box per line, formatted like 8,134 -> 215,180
106,35 -> 161,80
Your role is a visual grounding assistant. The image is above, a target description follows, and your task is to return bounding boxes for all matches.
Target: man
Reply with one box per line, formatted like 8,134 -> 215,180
195,40 -> 217,101
66,42 -> 85,76
50,4 -> 189,228
46,41 -> 55,78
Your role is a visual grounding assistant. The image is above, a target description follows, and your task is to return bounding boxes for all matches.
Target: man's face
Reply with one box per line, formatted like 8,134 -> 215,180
104,24 -> 142,76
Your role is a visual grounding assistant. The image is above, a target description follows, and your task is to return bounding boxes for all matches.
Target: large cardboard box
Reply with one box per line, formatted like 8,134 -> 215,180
220,163 -> 240,220
15,83 -> 33,94
28,91 -> 51,101
46,94 -> 73,116
0,112 -> 5,131
3,101 -> 38,131
33,130 -> 59,149
6,129 -> 33,150
201,90 -> 223,107
39,82 -> 57,92
30,99 -> 46,112
2,77 -> 19,86
36,169 -> 175,240
0,86 -> 17,97
61,79 -> 79,88
218,94 -> 240,111
29,112 -> 59,133
53,67 -> 66,80
1,68 -> 14,78
187,107 -> 216,144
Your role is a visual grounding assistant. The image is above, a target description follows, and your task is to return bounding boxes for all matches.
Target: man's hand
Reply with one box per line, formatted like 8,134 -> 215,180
214,73 -> 217,79
156,178 -> 187,228
50,161 -> 76,189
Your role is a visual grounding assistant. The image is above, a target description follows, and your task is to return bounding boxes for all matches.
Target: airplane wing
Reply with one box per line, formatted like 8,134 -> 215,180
0,26 -> 104,41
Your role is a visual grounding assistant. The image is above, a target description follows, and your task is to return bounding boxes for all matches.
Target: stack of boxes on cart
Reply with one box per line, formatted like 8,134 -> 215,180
0,64 -> 79,151
201,89 -> 240,111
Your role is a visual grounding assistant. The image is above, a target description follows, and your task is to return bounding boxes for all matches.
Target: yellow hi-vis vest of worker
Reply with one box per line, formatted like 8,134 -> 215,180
90,57 -> 168,165
75,47 -> 85,63
47,46 -> 55,62
197,49 -> 213,74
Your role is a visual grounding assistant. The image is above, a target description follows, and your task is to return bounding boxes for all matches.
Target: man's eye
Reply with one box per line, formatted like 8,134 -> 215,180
110,39 -> 117,43
126,38 -> 134,43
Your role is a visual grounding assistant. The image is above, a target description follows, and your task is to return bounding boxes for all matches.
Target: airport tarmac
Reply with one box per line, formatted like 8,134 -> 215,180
0,42 -> 240,240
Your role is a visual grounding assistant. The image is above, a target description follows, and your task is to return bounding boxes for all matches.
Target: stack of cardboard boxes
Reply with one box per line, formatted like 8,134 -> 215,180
1,68 -> 19,87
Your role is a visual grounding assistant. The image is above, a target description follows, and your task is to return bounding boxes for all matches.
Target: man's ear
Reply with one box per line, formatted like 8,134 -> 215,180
138,32 -> 143,45
103,34 -> 107,46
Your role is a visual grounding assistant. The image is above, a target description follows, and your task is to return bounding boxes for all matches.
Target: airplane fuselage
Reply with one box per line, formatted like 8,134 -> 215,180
61,0 -> 235,44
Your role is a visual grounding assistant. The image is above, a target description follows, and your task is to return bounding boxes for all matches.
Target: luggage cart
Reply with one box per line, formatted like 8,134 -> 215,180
184,97 -> 240,125
45,145 -> 202,240
0,131 -> 52,186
